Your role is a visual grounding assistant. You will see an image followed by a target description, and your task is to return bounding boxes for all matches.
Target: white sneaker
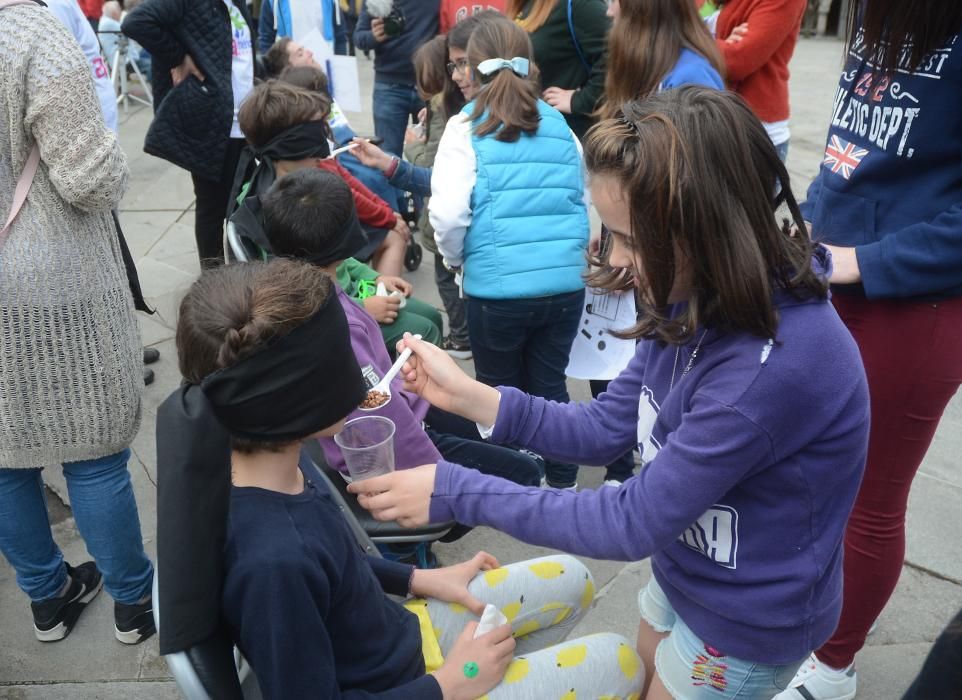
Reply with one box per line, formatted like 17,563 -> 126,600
603,479 -> 623,488
774,654 -> 856,700
539,476 -> 577,492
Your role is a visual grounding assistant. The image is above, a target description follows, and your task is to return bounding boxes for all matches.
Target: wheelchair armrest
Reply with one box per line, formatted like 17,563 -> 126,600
301,440 -> 455,544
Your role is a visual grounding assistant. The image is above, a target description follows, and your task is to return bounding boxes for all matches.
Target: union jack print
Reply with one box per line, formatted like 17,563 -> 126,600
823,135 -> 869,180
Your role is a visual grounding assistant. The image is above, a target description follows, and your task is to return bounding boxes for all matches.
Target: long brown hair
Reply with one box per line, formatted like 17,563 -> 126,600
467,14 -> 542,142
508,0 -> 557,33
599,0 -> 724,119
847,0 -> 962,75
585,87 -> 826,344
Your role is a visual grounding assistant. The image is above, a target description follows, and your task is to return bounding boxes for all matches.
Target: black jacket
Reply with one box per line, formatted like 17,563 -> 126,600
123,0 -> 256,181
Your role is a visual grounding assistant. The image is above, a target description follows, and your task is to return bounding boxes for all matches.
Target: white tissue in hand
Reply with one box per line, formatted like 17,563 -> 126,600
474,604 -> 509,639
375,282 -> 405,308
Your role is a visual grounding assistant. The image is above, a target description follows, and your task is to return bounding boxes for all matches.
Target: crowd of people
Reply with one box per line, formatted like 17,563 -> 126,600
1,0 -> 961,698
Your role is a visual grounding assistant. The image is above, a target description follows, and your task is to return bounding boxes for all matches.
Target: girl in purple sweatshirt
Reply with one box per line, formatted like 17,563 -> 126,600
350,87 -> 871,700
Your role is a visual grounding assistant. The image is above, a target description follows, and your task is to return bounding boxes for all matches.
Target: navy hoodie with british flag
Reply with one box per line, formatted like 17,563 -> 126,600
800,24 -> 962,301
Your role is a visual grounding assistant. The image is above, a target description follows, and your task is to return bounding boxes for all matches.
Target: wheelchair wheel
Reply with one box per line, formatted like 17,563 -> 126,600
404,239 -> 423,271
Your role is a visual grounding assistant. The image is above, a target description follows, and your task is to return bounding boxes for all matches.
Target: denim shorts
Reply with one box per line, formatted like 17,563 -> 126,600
638,578 -> 806,699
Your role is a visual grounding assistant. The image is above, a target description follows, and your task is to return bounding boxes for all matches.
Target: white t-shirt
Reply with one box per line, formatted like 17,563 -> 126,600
223,0 -> 254,139
46,0 -> 118,133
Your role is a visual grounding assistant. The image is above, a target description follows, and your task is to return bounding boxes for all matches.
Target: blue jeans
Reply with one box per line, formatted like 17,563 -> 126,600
589,379 -> 635,482
424,407 -> 541,487
372,81 -> 424,160
640,578 -> 806,699
465,290 -> 585,487
0,450 -> 154,604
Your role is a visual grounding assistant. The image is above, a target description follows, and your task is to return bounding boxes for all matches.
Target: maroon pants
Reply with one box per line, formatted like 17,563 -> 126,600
816,293 -> 962,669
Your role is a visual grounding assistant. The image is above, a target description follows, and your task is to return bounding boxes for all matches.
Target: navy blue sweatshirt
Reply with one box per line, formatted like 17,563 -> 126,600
800,25 -> 962,300
221,470 -> 441,699
354,0 -> 440,86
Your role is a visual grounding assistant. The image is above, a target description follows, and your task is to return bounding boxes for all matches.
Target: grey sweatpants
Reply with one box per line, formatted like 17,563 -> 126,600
419,554 -> 644,699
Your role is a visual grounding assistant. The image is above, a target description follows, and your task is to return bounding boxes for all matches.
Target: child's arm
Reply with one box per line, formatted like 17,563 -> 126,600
715,0 -> 806,83
429,115 -> 475,268
430,394 -> 774,562
388,159 -> 433,197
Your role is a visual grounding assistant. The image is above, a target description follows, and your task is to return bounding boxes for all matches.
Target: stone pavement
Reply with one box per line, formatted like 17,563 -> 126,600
1,36 -> 960,699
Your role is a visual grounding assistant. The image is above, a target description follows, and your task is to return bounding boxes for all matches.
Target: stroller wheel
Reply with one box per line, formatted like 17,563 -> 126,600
404,239 -> 423,271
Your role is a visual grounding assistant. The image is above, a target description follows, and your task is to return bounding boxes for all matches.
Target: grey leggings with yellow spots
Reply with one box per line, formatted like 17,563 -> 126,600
414,555 -> 644,699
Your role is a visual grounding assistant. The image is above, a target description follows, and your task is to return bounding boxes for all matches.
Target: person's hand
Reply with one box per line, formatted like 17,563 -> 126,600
371,17 -> 388,42
351,138 -> 394,173
393,213 -> 412,242
171,54 -> 205,86
824,244 -> 861,283
431,621 -> 515,700
725,21 -> 749,43
411,552 -> 500,614
363,294 -> 401,324
417,107 -> 427,124
375,275 -> 412,296
394,333 -> 490,415
405,126 -> 426,145
543,86 -> 575,114
348,464 -> 437,527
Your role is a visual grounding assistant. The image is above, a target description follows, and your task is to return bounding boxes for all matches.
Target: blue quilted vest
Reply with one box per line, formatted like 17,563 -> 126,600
462,99 -> 589,300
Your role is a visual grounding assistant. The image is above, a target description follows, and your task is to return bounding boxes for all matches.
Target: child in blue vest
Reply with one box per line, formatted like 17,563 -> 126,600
430,14 -> 589,489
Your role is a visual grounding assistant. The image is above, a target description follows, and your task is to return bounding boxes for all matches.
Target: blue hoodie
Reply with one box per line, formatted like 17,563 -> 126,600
800,25 -> 962,300
429,279 -> 870,664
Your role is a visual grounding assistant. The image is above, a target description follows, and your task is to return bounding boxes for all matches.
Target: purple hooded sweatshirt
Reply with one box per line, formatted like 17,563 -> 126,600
319,286 -> 440,472
429,287 -> 869,664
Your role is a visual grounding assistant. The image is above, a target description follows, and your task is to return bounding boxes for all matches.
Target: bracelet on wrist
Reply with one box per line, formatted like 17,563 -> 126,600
384,156 -> 400,179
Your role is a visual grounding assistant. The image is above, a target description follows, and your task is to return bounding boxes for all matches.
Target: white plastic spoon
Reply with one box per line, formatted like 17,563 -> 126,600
358,334 -> 421,411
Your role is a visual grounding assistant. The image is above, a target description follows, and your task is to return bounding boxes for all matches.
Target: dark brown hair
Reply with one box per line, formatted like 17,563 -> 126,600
442,10 -> 498,120
176,259 -> 334,452
238,80 -> 331,149
467,14 -> 541,142
262,37 -> 293,77
599,0 -> 724,119
414,35 -> 449,99
279,64 -> 330,95
508,0 -> 558,33
585,87 -> 826,344
848,0 -> 962,76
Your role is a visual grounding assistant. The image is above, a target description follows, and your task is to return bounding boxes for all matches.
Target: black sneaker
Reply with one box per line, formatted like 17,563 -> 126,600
440,335 -> 472,360
114,597 -> 156,645
31,561 -> 103,642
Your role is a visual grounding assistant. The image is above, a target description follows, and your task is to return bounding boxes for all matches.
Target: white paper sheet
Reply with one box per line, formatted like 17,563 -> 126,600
565,288 -> 637,381
326,55 -> 362,113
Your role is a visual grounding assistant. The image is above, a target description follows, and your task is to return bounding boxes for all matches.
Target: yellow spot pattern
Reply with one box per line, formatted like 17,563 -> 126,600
579,576 -> 595,610
504,658 -> 530,684
502,599 -> 523,622
542,602 -> 572,625
618,643 -> 641,680
529,561 -> 566,579
447,602 -> 468,614
556,643 -> 588,668
483,567 -> 510,587
560,689 -> 577,700
515,618 -> 541,637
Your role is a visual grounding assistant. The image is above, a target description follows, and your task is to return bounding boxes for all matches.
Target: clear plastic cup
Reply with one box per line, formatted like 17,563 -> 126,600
334,416 -> 396,482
